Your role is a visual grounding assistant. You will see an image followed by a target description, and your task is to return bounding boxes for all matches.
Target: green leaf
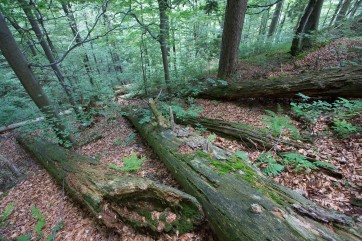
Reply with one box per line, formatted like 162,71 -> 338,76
235,151 -> 249,162
1,201 -> 15,224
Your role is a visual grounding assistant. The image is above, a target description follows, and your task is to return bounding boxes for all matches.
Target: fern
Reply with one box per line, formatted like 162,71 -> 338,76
31,206 -> 45,240
109,153 -> 145,172
45,221 -> 64,241
235,151 -> 250,162
281,153 -> 318,172
17,235 -> 31,241
262,110 -> 299,138
313,161 -> 336,169
0,202 -> 15,225
256,153 -> 284,176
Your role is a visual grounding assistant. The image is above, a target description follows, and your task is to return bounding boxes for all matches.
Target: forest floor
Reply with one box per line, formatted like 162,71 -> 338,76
0,37 -> 361,240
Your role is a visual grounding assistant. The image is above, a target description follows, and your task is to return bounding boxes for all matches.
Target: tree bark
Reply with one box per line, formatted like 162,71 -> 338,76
329,0 -> 344,25
291,0 -> 324,56
61,3 -> 95,87
0,12 -> 74,145
125,107 -> 362,241
18,0 -> 81,117
17,136 -> 204,235
268,0 -> 284,38
199,65 -> 362,99
349,0 -> 362,16
335,0 -> 352,22
217,0 -> 247,78
157,0 -> 171,92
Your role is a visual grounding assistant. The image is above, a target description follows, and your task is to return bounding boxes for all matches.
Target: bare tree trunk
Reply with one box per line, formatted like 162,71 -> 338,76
276,2 -> 290,43
335,0 -> 352,22
290,0 -> 324,56
0,13 -> 74,145
18,0 -> 81,118
6,17 -> 37,57
61,3 -> 95,87
268,0 -> 284,38
157,0 -> 171,92
349,0 -> 362,16
217,0 -> 248,78
329,0 -> 343,25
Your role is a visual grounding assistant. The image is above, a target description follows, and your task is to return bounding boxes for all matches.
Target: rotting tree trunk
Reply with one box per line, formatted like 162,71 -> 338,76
175,115 -> 301,150
175,115 -> 342,179
199,65 -> 362,99
125,107 -> 362,241
17,136 -> 204,236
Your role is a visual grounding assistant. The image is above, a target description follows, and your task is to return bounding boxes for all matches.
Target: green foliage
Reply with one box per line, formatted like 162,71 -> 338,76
281,153 -> 335,172
262,110 -> 299,138
235,150 -> 250,162
256,153 -> 284,176
17,235 -> 31,241
31,206 -> 45,240
109,153 -> 145,172
331,119 -> 358,138
291,95 -> 361,138
0,202 -> 15,225
161,101 -> 203,120
46,221 -> 64,241
206,133 -> 216,142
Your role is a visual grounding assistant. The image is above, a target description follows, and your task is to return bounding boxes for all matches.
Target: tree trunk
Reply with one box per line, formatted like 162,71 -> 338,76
18,0 -> 81,117
61,3 -> 95,87
276,2 -> 290,43
330,0 -> 344,25
6,17 -> 37,57
199,65 -> 362,99
157,0 -> 171,92
217,0 -> 247,78
335,0 -> 352,22
17,136 -> 204,236
291,0 -> 324,56
349,0 -> 362,16
0,13 -> 74,145
125,107 -> 362,241
268,0 -> 284,38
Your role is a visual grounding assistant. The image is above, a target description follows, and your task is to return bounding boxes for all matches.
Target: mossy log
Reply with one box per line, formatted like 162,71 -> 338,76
176,115 -> 342,178
125,107 -> 362,241
175,115 -> 303,149
17,136 -> 204,236
199,66 -> 362,99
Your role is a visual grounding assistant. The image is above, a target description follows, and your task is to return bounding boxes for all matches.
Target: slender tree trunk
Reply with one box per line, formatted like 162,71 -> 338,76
322,0 -> 333,28
0,13 -> 74,145
276,2 -> 290,43
6,17 -> 37,57
290,0 -> 324,56
335,0 -> 352,22
18,0 -> 81,117
329,0 -> 343,25
62,3 -> 95,87
157,0 -> 171,92
217,0 -> 248,79
349,0 -> 362,16
268,0 -> 284,38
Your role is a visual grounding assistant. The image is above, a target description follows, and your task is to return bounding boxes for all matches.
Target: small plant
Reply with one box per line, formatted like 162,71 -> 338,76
109,152 -> 145,172
46,221 -> 64,241
0,202 -> 15,226
262,110 -> 300,138
332,119 -> 358,138
235,150 -> 250,162
31,206 -> 45,240
256,153 -> 284,176
206,133 -> 217,142
281,153 -> 335,172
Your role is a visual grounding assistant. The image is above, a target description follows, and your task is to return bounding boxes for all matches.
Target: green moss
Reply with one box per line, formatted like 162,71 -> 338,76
268,192 -> 284,205
175,203 -> 201,233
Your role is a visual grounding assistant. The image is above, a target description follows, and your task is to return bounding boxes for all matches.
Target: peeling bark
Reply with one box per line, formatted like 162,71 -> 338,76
17,136 -> 204,236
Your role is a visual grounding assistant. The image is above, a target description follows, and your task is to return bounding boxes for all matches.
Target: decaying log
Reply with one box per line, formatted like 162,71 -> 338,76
125,107 -> 362,241
176,115 -> 343,178
17,136 -> 204,236
199,66 -> 362,99
0,154 -> 21,177
175,115 -> 303,149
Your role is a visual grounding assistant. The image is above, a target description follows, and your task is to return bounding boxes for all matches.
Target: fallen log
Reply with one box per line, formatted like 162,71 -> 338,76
125,107 -> 362,241
199,66 -> 362,99
175,115 -> 304,149
175,115 -> 342,178
17,136 -> 204,236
